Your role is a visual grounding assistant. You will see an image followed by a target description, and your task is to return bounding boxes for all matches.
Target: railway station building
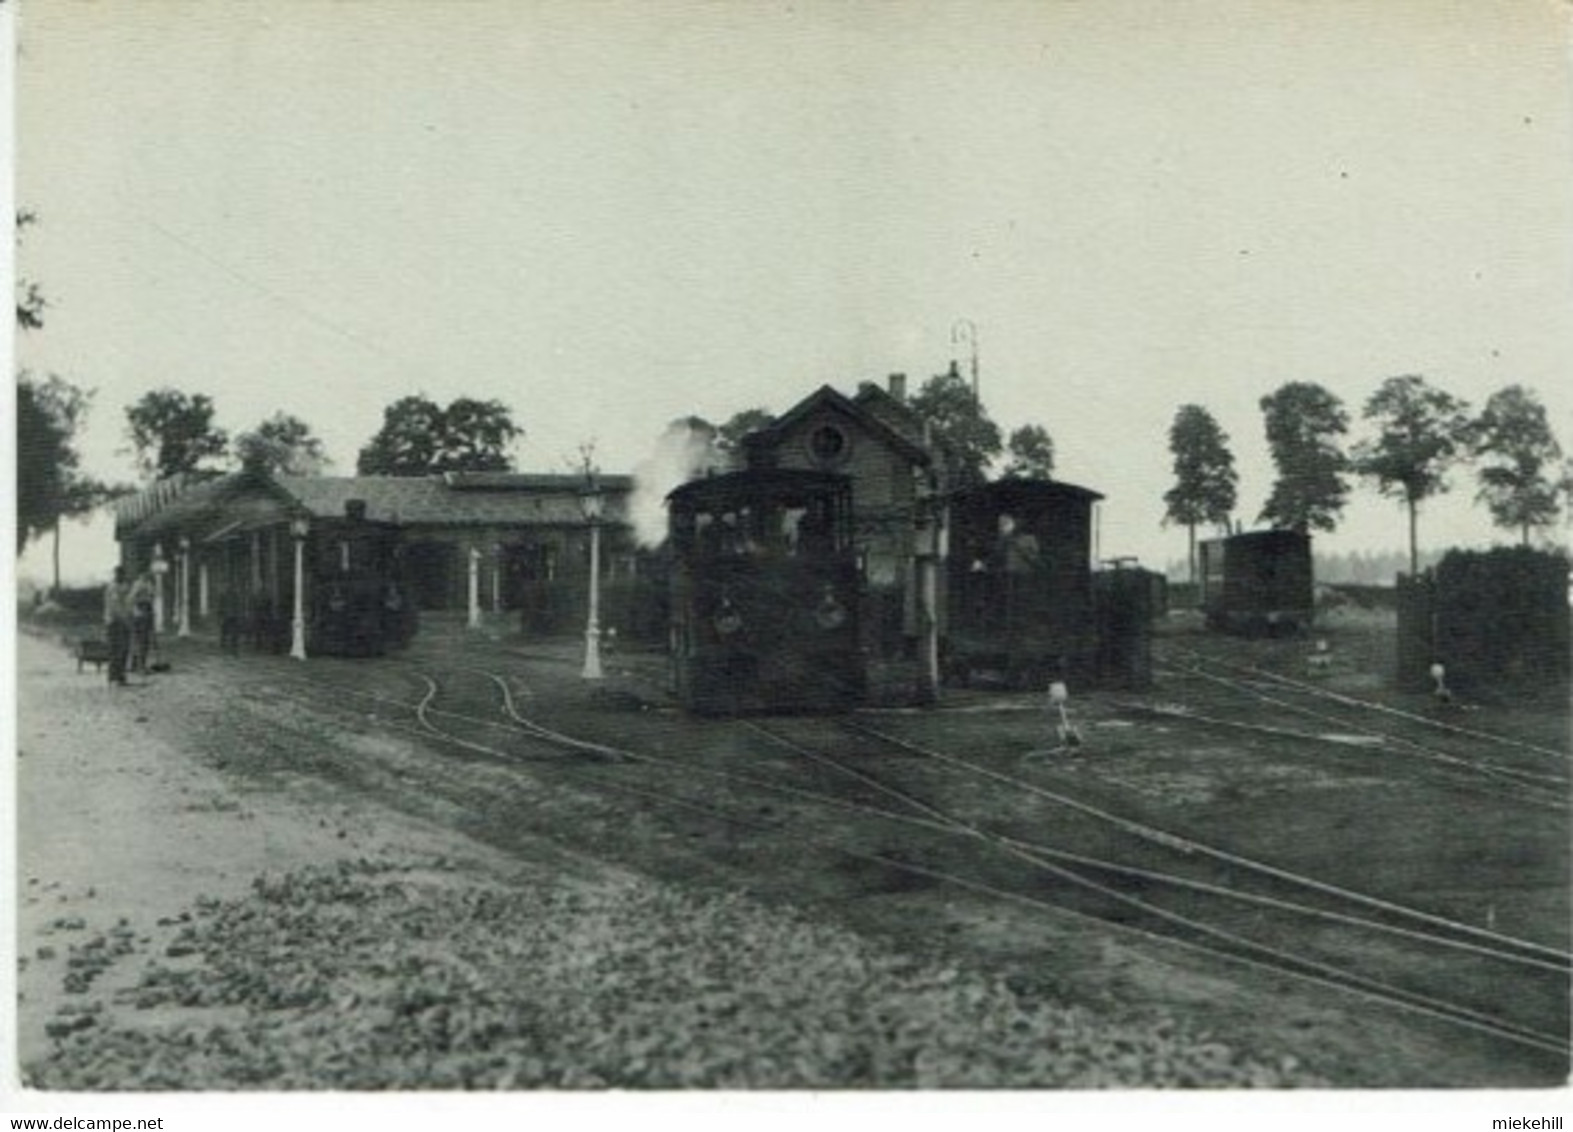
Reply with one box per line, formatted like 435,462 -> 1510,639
113,467 -> 640,654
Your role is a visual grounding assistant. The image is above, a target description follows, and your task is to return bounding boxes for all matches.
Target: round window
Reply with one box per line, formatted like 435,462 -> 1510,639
809,424 -> 848,465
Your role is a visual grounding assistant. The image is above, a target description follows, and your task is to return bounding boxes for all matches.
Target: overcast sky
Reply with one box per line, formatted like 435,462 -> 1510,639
13,0 -> 1573,585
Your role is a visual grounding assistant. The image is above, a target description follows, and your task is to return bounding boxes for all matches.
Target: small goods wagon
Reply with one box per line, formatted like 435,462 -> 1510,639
1198,529 -> 1313,636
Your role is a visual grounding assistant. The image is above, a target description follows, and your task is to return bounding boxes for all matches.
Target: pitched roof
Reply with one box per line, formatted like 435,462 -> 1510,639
746,384 -> 934,467
950,478 -> 1105,506
114,471 -> 263,539
276,474 -> 631,526
119,470 -> 635,539
442,471 -> 635,493
851,381 -> 930,450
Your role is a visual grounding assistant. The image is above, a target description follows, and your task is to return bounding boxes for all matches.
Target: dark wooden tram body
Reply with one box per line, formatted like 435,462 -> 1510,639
305,510 -> 414,657
1198,529 -> 1313,636
667,470 -> 862,714
943,479 -> 1105,688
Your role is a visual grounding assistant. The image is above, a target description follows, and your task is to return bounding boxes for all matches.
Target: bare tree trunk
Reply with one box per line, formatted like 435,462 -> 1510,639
51,521 -> 61,596
1187,523 -> 1197,587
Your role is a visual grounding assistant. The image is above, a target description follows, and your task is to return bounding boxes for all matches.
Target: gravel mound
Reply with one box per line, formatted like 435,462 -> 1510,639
27,857 -> 1321,1090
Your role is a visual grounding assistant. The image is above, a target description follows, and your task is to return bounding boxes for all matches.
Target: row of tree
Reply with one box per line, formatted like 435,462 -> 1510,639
17,204 -> 1560,592
1162,377 -> 1569,581
117,388 -> 527,482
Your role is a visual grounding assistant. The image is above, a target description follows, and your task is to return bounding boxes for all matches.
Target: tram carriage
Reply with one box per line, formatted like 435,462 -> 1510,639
944,479 -> 1104,688
306,504 -> 413,657
667,469 -> 862,714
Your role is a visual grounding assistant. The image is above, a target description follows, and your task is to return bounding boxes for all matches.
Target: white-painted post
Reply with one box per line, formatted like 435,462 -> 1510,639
178,538 -> 192,637
152,544 -> 168,634
581,488 -> 604,680
199,561 -> 210,620
467,547 -> 481,629
290,518 -> 308,660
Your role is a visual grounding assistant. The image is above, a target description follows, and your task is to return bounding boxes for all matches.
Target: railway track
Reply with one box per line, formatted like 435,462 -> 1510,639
1148,642 -> 1569,809
243,655 -> 1570,1062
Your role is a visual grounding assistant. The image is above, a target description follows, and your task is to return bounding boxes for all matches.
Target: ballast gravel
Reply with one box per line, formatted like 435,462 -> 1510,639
27,856 -> 1322,1090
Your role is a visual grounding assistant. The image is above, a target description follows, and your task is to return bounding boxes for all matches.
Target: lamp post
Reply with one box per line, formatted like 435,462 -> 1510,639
580,484 -> 604,680
177,536 -> 192,638
150,544 -> 169,634
289,516 -> 309,660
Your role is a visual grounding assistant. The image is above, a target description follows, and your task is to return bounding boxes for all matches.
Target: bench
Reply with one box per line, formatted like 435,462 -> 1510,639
75,638 -> 112,673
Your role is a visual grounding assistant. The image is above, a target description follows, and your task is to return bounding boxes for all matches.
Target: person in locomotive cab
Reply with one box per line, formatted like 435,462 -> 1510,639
999,514 -> 1040,574
102,567 -> 135,686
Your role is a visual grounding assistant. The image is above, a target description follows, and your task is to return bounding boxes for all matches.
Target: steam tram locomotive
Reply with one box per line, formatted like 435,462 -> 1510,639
667,469 -> 862,714
305,507 -> 413,657
944,479 -> 1105,688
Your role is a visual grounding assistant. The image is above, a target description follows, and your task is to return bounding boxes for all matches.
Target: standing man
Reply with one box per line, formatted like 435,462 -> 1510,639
128,570 -> 155,673
103,566 -> 134,686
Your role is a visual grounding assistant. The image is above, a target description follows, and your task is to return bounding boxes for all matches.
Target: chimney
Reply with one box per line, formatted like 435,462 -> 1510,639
888,373 -> 907,402
345,499 -> 367,522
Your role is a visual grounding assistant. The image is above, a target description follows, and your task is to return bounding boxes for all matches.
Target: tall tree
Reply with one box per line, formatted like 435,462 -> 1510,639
1162,404 -> 1238,583
1257,381 -> 1350,533
908,361 -> 1002,487
16,372 -> 126,581
1468,384 -> 1564,546
1001,424 -> 1056,481
356,395 -> 444,475
235,411 -> 331,476
16,374 -> 80,554
356,394 -> 521,475
124,388 -> 230,480
1351,374 -> 1472,575
439,396 -> 522,472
